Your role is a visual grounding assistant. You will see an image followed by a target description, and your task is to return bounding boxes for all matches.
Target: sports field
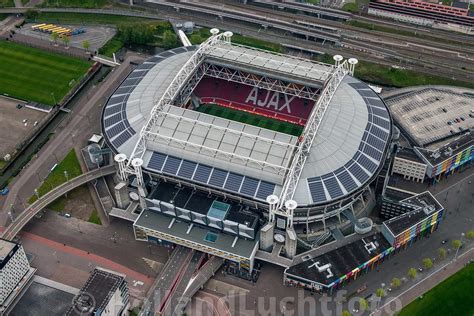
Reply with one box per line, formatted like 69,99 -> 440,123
196,103 -> 303,136
399,263 -> 474,316
0,41 -> 92,105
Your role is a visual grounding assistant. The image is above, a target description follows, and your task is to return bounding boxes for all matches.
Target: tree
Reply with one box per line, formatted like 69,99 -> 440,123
25,9 -> 40,20
82,40 -> 90,52
62,36 -> 70,48
438,247 -> 447,259
51,32 -> 59,46
391,277 -> 401,288
162,30 -> 179,49
422,258 -> 433,269
452,239 -> 462,250
359,298 -> 368,311
466,230 -> 474,240
376,288 -> 385,298
342,310 -> 351,316
408,268 -> 417,279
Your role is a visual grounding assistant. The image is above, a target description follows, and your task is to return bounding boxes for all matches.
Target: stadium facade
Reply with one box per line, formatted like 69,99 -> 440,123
102,30 -> 392,274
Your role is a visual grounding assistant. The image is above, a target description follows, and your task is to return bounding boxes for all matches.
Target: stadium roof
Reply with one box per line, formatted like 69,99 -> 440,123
206,42 -> 334,88
142,104 -> 297,184
103,44 -> 390,207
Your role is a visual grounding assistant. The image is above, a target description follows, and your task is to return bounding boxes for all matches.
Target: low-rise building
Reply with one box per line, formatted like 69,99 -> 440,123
391,147 -> 427,182
66,268 -> 129,316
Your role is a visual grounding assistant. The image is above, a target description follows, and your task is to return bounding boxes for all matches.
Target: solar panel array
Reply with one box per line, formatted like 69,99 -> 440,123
147,151 -> 276,201
307,83 -> 391,204
103,47 -> 197,150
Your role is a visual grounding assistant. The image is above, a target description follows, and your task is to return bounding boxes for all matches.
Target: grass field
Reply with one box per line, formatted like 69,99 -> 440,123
197,103 -> 303,136
399,263 -> 474,316
29,12 -> 155,25
0,41 -> 92,105
28,149 -> 83,204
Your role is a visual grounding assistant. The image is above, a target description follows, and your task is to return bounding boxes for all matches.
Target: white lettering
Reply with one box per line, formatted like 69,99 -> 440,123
280,94 -> 295,114
245,87 -> 258,105
266,92 -> 280,110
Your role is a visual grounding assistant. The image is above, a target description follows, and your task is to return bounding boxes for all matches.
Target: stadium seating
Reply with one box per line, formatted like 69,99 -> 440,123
194,77 -> 313,125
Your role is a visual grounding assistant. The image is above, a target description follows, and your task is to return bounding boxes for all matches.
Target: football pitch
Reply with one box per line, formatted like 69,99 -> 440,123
196,103 -> 303,136
0,41 -> 92,106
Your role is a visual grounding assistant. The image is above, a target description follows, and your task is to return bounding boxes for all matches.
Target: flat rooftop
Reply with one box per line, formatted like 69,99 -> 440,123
384,191 -> 444,236
10,280 -> 77,316
65,268 -> 125,316
396,147 -> 424,163
384,87 -> 474,146
285,233 -> 391,287
0,239 -> 17,267
415,132 -> 473,166
134,209 -> 259,259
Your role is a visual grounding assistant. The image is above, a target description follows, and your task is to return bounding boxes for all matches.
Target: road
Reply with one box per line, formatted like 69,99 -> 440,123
1,165 -> 116,241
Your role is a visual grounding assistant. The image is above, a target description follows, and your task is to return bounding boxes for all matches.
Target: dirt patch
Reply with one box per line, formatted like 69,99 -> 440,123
47,185 -> 97,222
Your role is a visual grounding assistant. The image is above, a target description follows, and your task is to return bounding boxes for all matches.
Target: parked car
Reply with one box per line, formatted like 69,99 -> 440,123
0,187 -> 9,196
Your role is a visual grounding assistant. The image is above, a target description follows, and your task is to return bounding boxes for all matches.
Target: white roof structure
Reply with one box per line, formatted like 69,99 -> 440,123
142,105 -> 297,184
206,42 -> 334,86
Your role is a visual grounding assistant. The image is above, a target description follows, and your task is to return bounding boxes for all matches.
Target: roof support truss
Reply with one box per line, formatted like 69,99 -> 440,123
278,60 -> 351,209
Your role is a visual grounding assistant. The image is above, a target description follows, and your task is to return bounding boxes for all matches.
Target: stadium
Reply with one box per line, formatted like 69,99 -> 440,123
101,30 -> 392,269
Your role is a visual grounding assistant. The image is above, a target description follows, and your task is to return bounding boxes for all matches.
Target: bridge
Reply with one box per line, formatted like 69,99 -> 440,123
1,165 -> 117,241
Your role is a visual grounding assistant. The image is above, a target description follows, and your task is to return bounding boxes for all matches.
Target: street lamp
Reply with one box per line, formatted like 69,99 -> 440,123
454,233 -> 465,260
34,189 -> 40,200
51,92 -> 56,105
64,170 -> 69,182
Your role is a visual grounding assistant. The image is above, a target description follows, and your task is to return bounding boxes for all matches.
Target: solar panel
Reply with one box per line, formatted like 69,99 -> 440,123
163,156 -> 181,175
363,144 -> 383,161
255,181 -> 275,200
358,90 -> 377,98
209,168 -> 227,187
323,177 -> 344,199
224,173 -> 244,192
337,170 -> 358,192
357,154 -> 378,173
104,113 -> 122,127
111,130 -> 132,148
370,125 -> 389,141
348,162 -> 370,183
371,107 -> 389,119
240,177 -> 259,197
177,160 -> 197,179
148,152 -> 167,172
106,122 -> 125,139
367,134 -> 386,151
308,180 -> 327,203
193,164 -> 212,183
109,94 -> 127,104
367,99 -> 385,108
348,82 -> 368,89
372,115 -> 390,130
104,105 -> 121,117
122,78 -> 141,87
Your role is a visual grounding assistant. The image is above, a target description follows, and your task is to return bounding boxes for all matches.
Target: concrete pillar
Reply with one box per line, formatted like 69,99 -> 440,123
114,154 -> 128,182
259,222 -> 274,251
266,195 -> 279,223
114,181 -> 130,209
285,227 -> 297,258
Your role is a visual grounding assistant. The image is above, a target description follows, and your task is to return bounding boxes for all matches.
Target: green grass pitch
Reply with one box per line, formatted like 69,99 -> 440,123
196,103 -> 303,136
0,41 -> 92,105
399,263 -> 474,316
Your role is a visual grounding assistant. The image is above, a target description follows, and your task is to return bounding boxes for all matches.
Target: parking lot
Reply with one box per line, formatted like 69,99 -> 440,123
0,97 -> 47,159
18,23 -> 116,52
